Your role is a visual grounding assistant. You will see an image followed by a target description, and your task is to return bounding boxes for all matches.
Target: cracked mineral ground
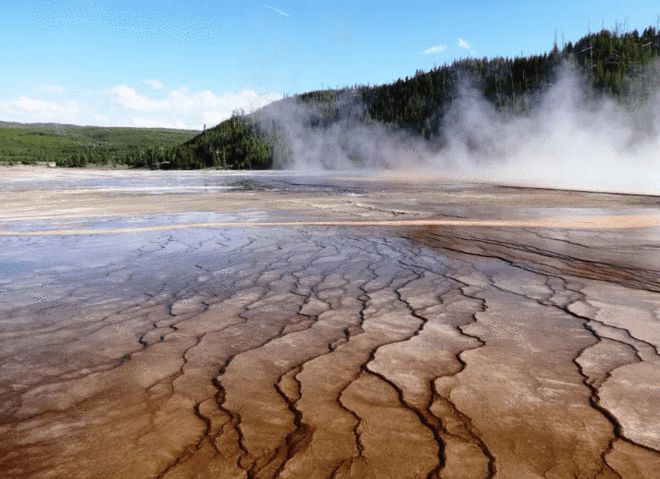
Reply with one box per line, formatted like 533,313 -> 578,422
0,168 -> 659,479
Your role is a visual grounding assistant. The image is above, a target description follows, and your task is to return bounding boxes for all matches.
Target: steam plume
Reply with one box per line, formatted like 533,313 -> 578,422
256,62 -> 660,195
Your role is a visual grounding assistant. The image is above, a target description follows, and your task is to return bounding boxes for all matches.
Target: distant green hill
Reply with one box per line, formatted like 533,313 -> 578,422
3,26 -> 658,169
0,123 -> 198,166
131,26 -> 659,170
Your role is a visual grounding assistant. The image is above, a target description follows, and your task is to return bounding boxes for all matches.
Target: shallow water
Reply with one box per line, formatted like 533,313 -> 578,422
0,168 -> 659,478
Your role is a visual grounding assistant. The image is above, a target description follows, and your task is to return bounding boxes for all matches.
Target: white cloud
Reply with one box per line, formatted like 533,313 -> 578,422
38,84 -> 65,95
0,85 -> 282,129
0,96 -> 80,123
109,85 -> 168,111
458,37 -> 476,55
128,117 -> 191,129
144,79 -> 165,90
106,85 -> 282,129
265,5 -> 290,17
422,44 -> 447,55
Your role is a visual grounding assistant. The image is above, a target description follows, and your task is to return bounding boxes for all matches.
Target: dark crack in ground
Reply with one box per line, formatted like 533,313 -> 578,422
0,169 -> 659,478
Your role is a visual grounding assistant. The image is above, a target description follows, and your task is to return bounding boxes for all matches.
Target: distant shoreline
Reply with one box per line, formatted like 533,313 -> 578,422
1,165 -> 658,198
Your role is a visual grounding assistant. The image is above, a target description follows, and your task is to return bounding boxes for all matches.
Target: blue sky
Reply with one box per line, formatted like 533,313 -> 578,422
0,0 -> 657,128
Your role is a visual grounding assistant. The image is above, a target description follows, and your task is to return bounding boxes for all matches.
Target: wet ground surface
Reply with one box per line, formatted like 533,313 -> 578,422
0,168 -> 659,478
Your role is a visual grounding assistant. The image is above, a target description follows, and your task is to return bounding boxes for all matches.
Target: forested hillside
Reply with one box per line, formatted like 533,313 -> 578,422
6,27 -> 657,169
137,27 -> 658,170
362,26 -> 660,137
0,123 -> 197,167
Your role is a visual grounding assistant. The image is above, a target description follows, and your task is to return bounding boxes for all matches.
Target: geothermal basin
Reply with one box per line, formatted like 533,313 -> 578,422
0,167 -> 659,478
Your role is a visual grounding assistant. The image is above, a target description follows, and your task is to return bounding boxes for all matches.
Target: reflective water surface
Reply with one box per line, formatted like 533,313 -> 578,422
1,168 -> 659,478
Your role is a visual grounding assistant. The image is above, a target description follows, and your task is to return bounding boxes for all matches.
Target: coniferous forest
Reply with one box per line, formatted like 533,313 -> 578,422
5,27 -> 659,169
135,27 -> 658,170
0,124 -> 196,167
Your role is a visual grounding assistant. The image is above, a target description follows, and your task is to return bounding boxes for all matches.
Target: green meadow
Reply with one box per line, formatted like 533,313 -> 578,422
0,122 -> 197,167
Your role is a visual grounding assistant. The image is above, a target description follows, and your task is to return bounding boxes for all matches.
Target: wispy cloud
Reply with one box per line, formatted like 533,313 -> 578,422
0,96 -> 80,123
0,85 -> 282,129
458,37 -> 476,55
38,84 -> 65,95
108,86 -> 167,111
143,79 -> 165,90
106,85 -> 282,129
422,44 -> 446,55
265,4 -> 290,17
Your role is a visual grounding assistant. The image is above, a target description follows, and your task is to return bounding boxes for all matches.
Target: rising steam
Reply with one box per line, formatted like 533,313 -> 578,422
255,62 -> 660,195
439,63 -> 660,194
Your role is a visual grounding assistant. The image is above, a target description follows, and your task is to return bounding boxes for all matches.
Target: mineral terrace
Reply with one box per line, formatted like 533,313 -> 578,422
0,168 -> 658,478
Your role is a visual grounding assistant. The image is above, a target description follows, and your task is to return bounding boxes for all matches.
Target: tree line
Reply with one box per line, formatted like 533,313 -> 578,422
89,27 -> 660,169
